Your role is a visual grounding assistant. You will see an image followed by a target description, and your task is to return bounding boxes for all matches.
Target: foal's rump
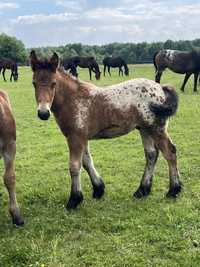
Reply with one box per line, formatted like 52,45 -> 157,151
92,79 -> 178,138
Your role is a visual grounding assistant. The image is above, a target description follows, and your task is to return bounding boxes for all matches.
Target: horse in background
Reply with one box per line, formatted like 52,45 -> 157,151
153,50 -> 200,92
30,50 -> 182,211
0,58 -> 18,82
61,58 -> 78,77
62,56 -> 101,80
103,56 -> 129,77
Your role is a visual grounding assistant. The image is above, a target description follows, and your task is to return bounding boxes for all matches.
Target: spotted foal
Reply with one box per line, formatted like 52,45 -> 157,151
30,51 -> 182,210
0,91 -> 23,225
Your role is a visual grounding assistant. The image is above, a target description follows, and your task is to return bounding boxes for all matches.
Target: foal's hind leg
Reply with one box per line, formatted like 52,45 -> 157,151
134,130 -> 159,198
154,130 -> 182,197
3,142 -> 24,225
82,144 -> 105,199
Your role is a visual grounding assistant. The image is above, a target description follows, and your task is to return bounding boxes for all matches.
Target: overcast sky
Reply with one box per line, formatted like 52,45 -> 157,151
0,0 -> 199,47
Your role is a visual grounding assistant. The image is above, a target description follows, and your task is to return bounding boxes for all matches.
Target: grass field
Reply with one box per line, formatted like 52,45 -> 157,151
0,65 -> 200,267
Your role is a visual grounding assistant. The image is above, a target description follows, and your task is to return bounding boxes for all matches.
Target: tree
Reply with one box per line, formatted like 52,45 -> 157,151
0,33 -> 27,63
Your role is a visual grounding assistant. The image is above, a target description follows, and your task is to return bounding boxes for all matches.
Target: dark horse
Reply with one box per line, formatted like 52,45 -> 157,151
154,49 -> 200,92
0,58 -> 18,82
62,56 -> 101,80
103,56 -> 129,77
30,50 -> 182,211
61,57 -> 78,77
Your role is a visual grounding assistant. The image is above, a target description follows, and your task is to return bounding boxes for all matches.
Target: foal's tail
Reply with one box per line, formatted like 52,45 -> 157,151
153,51 -> 159,72
150,85 -> 178,118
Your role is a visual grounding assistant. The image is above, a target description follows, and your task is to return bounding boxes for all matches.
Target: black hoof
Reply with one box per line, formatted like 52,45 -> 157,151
66,191 -> 83,210
12,216 -> 25,227
93,179 -> 105,199
133,184 -> 151,199
166,182 -> 183,198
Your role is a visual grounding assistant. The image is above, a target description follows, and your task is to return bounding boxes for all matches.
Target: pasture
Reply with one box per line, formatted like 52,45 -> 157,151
0,64 -> 200,266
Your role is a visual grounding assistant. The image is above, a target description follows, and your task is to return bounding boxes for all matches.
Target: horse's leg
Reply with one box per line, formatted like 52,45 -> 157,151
108,66 -> 111,76
193,72 -> 198,92
89,68 -> 92,80
119,68 -> 121,76
66,135 -> 85,209
180,73 -> 191,92
154,130 -> 182,197
3,142 -> 24,225
103,65 -> 106,76
82,144 -> 105,199
10,71 -> 13,82
155,70 -> 163,83
134,130 -> 159,198
2,68 -> 6,82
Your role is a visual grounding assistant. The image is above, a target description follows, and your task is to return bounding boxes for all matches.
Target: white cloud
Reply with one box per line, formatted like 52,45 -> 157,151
3,0 -> 200,47
0,2 -> 19,10
12,12 -> 79,25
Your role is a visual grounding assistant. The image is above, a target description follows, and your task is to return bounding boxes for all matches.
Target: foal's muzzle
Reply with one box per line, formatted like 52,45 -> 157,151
38,109 -> 51,120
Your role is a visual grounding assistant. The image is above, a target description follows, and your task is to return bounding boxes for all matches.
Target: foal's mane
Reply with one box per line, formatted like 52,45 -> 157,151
57,66 -> 96,92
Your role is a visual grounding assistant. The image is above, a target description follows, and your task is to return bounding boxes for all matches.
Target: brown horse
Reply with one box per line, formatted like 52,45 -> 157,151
154,49 -> 200,92
30,51 -> 182,210
0,58 -> 18,82
0,90 -> 24,225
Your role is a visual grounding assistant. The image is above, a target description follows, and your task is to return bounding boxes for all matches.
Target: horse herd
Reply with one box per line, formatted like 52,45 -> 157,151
0,49 -> 199,226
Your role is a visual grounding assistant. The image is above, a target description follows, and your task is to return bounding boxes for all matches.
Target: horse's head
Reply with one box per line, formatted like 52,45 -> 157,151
13,69 -> 18,81
95,71 -> 101,80
125,67 -> 129,76
30,50 -> 59,121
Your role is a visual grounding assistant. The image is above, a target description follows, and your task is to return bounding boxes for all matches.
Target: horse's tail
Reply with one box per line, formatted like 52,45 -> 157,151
149,85 -> 178,118
153,51 -> 159,72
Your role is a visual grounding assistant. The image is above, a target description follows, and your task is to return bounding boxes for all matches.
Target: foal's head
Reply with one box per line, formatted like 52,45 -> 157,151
30,50 -> 59,120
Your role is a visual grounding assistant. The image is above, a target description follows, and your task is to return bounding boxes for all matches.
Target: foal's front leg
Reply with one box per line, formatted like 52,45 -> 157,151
134,130 -> 159,198
66,135 -> 85,210
82,144 -> 105,199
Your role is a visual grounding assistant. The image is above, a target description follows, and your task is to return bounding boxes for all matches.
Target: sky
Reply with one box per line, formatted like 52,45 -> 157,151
0,0 -> 200,48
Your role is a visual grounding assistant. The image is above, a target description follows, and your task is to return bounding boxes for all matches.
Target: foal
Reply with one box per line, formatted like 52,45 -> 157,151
30,51 -> 182,210
0,91 -> 23,225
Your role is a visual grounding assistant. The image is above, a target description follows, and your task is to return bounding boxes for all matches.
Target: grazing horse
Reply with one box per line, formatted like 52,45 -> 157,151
30,51 -> 182,210
153,49 -> 200,92
61,58 -> 78,77
0,90 -> 24,225
0,58 -> 18,82
103,56 -> 129,77
62,56 -> 101,80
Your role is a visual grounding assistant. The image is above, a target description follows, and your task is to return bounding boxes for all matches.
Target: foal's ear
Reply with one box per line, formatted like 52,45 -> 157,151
50,52 -> 59,72
30,50 -> 38,71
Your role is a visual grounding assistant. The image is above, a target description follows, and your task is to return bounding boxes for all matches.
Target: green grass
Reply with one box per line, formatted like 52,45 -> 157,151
0,65 -> 200,267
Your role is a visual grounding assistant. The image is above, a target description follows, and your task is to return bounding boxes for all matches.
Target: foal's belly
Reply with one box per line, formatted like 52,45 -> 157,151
91,123 -> 136,139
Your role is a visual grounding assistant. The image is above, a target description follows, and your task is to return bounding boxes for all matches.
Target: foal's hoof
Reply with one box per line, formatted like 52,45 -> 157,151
93,179 -> 105,199
166,182 -> 183,198
12,215 -> 25,227
133,184 -> 151,199
66,191 -> 83,210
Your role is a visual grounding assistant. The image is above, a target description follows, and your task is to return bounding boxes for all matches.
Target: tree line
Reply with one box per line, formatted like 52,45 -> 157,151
1,33 -> 200,64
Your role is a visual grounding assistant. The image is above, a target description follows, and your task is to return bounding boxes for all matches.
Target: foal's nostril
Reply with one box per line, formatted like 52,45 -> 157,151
38,110 -> 50,120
